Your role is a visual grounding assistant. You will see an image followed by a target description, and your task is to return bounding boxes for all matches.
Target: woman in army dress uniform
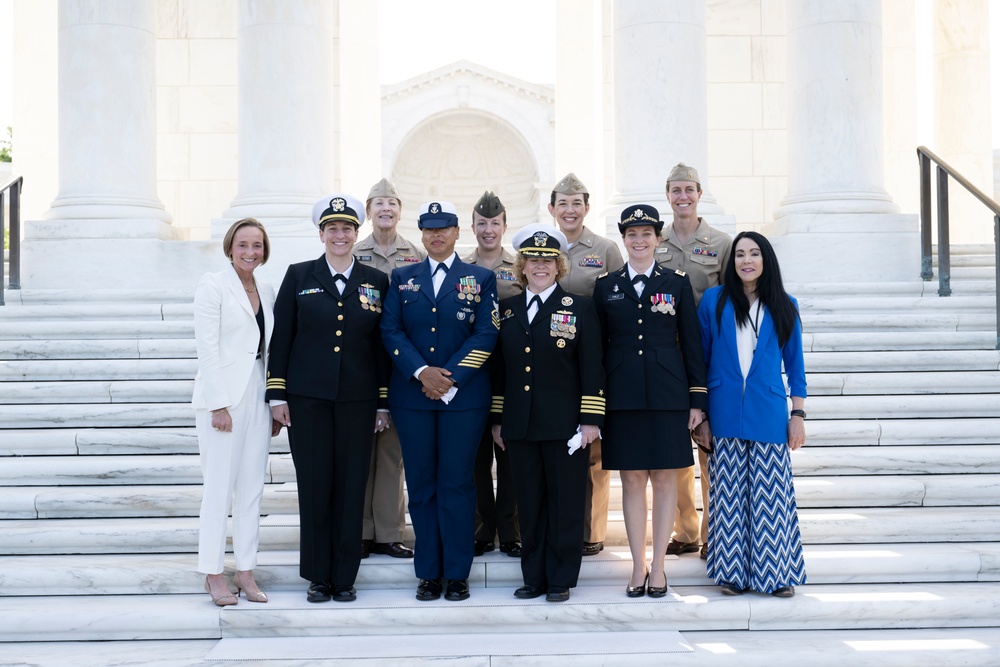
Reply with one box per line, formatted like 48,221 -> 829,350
266,194 -> 391,604
490,223 -> 605,603
594,205 -> 706,598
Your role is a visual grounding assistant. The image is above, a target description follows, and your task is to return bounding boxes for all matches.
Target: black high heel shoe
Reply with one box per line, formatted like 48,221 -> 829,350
646,571 -> 668,598
626,571 -> 648,598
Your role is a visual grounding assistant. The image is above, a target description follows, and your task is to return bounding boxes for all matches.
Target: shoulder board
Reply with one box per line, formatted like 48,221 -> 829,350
675,269 -> 687,277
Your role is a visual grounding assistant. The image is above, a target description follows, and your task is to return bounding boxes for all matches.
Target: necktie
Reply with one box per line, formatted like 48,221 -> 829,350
527,294 -> 542,323
632,273 -> 646,297
333,273 -> 347,295
432,262 -> 447,296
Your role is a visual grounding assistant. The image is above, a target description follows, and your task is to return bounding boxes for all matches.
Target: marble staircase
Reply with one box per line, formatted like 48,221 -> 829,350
1,268 -> 1000,665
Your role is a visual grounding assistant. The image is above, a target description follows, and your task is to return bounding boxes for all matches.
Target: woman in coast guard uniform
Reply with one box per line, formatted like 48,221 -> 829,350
697,231 -> 807,598
594,204 -> 706,598
380,201 -> 499,603
490,223 -> 604,603
266,194 -> 391,603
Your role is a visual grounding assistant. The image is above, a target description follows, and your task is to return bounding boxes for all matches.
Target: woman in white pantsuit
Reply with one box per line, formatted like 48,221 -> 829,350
193,218 -> 278,606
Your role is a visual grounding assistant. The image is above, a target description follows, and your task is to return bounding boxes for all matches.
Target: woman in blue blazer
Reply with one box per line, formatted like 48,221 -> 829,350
696,231 -> 807,598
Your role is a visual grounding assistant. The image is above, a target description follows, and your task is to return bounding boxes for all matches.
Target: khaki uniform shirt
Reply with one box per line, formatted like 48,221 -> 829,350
560,226 -> 625,296
353,232 -> 425,277
463,247 -> 524,301
655,218 -> 732,305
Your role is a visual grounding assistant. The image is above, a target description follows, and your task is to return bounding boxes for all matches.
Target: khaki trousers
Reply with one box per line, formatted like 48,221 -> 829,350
362,420 -> 407,542
673,444 -> 709,544
583,437 -> 609,543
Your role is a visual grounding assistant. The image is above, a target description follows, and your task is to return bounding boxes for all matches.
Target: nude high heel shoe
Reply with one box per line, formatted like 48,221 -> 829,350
234,570 -> 268,603
204,575 -> 237,607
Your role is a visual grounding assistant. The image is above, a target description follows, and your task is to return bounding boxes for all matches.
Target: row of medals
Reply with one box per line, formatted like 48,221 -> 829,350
458,287 -> 482,302
650,295 -> 674,314
359,294 -> 383,313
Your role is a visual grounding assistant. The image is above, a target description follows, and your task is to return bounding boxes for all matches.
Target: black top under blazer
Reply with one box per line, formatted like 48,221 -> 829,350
265,256 -> 391,407
592,264 -> 707,412
491,284 -> 605,442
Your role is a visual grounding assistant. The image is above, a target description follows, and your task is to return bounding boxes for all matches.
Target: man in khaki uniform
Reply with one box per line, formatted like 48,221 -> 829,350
550,173 -> 624,556
654,163 -> 732,560
463,191 -> 523,557
352,178 -> 425,559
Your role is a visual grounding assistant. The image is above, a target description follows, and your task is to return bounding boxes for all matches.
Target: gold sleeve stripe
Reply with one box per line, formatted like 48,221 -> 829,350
266,379 -> 286,389
379,387 -> 388,398
580,407 -> 605,415
690,387 -> 707,393
458,351 -> 492,368
491,396 -> 504,414
581,396 -> 606,405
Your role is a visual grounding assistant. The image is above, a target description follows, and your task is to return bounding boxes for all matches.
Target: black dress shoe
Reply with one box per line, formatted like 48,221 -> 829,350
372,541 -> 414,558
499,541 -> 522,557
666,539 -> 700,556
720,582 -> 744,596
646,571 -> 668,598
772,586 -> 795,598
415,579 -> 442,601
306,581 -> 332,603
474,539 -> 495,557
582,541 -> 603,556
626,572 -> 647,598
331,584 -> 357,602
360,539 -> 373,559
700,543 -> 708,560
513,584 -> 545,599
445,579 -> 470,601
546,586 -> 570,602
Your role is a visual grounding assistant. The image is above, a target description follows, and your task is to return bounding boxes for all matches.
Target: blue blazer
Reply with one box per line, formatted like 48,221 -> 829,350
381,255 -> 499,411
697,286 -> 807,444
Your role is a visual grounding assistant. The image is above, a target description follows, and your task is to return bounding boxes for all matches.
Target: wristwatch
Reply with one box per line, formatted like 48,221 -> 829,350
790,409 -> 806,419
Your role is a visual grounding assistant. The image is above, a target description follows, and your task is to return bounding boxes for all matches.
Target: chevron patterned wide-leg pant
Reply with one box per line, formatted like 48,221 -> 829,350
706,437 -> 807,593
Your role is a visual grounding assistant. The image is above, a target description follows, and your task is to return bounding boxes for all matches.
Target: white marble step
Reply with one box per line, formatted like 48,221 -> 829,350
806,393 -> 1000,418
0,320 -> 193,340
0,582 -> 997,643
805,370 -> 1000,395
804,330 -> 997,350
805,349 -> 1000,371
7,629 -> 1000,667
0,379 -> 194,404
0,402 -> 192,428
4,419 -> 998,457
2,471 -> 996,522
0,358 -> 198,380
1,506 -> 997,555
800,295 -> 996,313
2,543 -> 997,597
0,338 -> 195,360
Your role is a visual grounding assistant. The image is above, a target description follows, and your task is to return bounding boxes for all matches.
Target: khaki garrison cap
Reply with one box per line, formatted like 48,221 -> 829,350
474,190 -> 505,218
666,162 -> 700,185
553,172 -> 589,195
366,178 -> 401,204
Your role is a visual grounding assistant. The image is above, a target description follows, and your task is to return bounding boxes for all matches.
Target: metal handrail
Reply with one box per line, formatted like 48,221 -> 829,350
917,146 -> 1000,350
1,174 -> 22,306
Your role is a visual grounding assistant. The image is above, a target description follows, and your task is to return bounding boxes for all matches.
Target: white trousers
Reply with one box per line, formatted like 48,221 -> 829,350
195,360 -> 271,574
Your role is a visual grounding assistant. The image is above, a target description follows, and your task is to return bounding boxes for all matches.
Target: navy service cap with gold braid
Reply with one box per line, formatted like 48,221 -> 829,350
312,193 -> 365,229
618,204 -> 663,235
511,222 -> 568,258
418,201 -> 459,229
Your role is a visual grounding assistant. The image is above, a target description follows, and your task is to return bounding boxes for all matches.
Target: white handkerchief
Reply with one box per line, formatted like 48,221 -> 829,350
439,386 -> 459,404
567,425 -> 583,455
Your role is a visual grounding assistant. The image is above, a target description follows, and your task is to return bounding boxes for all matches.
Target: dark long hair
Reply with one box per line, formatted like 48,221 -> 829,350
716,231 -> 799,347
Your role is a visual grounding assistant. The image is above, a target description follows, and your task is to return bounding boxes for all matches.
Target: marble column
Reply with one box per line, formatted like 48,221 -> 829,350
933,0 -> 993,244
767,0 -> 917,283
47,0 -> 171,231
605,0 -> 725,234
336,0 -> 381,202
221,0 -> 335,235
883,0 -> 919,217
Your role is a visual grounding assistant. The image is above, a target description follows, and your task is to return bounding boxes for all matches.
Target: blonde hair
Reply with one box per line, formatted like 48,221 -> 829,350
223,218 -> 270,265
513,252 -> 570,286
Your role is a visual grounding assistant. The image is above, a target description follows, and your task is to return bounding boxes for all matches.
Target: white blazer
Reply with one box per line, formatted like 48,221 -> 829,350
192,265 -> 276,411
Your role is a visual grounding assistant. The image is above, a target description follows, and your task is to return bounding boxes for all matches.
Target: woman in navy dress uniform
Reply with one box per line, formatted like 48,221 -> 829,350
594,205 -> 706,598
491,223 -> 605,603
697,231 -> 807,598
266,194 -> 391,603
380,201 -> 499,603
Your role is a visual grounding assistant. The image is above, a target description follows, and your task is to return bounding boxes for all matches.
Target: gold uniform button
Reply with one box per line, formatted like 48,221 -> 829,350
524,346 -> 531,353
394,349 -> 399,355
637,304 -> 643,309
525,366 -> 531,372
638,335 -> 643,340
637,319 -> 643,324
338,302 -> 344,307
432,307 -> 437,313
524,385 -> 530,391
336,330 -> 342,337
334,346 -> 341,353
431,327 -> 436,332
638,350 -> 644,355
430,347 -> 435,352
337,314 -> 344,321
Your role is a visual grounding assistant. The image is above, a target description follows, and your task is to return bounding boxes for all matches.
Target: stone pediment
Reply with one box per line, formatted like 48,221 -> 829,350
382,60 -> 554,106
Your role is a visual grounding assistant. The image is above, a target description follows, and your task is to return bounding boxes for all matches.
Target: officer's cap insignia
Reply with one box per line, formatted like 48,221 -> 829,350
429,202 -> 440,214
533,232 -> 548,247
331,197 -> 346,212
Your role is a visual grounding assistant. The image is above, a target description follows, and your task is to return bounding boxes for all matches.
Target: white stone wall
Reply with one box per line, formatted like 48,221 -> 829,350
155,0 -> 238,241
